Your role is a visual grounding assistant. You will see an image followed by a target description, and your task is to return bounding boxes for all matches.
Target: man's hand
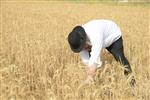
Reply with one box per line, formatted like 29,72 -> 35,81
85,64 -> 97,77
84,64 -> 97,84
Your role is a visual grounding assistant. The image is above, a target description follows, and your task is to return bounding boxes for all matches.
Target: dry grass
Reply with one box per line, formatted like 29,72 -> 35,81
0,1 -> 150,100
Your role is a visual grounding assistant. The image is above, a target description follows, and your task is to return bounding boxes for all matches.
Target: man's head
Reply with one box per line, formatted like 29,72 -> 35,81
68,26 -> 87,53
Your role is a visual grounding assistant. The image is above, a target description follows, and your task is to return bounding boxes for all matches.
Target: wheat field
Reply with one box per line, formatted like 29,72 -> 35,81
0,1 -> 150,100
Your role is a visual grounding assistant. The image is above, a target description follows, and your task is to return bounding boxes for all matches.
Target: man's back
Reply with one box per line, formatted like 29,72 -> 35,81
82,19 -> 122,47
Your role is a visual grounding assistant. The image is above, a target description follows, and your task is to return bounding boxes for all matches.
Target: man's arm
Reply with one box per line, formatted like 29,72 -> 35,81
86,30 -> 103,80
80,50 -> 102,84
79,50 -> 95,82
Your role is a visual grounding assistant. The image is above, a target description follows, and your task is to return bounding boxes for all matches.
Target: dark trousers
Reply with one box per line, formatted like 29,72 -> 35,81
106,37 -> 132,75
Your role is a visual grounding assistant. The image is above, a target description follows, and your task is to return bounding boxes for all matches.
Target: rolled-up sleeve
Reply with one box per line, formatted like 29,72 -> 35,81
79,50 -> 90,65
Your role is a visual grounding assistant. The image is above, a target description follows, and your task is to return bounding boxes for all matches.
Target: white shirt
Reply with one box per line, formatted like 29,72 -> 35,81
80,19 -> 122,68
